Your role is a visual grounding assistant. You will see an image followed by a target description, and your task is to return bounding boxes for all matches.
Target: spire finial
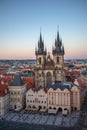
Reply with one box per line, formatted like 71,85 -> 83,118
39,27 -> 42,42
57,25 -> 59,33
40,27 -> 41,34
57,26 -> 59,41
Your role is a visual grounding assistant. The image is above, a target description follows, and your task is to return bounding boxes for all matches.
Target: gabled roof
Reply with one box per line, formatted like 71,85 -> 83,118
71,83 -> 81,90
10,74 -> 24,86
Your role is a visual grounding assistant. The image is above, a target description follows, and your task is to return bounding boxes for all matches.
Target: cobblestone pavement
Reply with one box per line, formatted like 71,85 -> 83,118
0,121 -> 78,130
0,110 -> 80,127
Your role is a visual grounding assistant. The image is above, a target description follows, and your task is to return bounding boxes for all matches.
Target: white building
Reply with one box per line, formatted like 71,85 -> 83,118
9,74 -> 26,111
26,87 -> 48,112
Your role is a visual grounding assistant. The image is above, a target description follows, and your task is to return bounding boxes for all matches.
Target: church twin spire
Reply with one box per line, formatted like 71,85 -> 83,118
35,30 -> 65,56
52,31 -> 65,55
35,31 -> 46,55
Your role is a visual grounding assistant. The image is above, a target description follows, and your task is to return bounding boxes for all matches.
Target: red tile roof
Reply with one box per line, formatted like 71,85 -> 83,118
77,78 -> 85,88
0,77 -> 13,86
0,85 -> 9,97
31,86 -> 48,93
22,77 -> 35,90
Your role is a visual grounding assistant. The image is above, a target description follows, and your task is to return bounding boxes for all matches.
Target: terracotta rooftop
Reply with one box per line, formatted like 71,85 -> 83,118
77,78 -> 85,88
0,85 -> 9,97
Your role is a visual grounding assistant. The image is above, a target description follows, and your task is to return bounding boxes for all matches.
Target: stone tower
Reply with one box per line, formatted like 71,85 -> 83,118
35,32 -> 46,87
52,31 -> 65,82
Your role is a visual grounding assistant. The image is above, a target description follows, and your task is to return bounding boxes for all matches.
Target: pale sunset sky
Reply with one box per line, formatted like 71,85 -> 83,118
0,0 -> 87,59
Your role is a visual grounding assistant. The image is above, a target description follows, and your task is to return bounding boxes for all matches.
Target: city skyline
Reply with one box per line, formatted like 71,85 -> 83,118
0,0 -> 87,59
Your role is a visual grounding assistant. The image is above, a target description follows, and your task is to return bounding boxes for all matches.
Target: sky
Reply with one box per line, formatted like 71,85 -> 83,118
0,0 -> 87,59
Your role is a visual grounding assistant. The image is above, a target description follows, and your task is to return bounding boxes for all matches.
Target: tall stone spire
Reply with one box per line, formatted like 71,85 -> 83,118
52,30 -> 65,55
38,32 -> 44,51
35,30 -> 46,55
57,30 -> 59,43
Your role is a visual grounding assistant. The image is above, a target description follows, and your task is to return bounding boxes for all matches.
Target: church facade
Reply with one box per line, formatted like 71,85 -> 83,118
35,31 -> 65,88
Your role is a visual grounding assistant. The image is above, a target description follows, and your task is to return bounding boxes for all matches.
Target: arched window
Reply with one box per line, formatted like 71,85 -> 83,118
39,57 -> 41,64
28,105 -> 31,108
43,106 -> 46,109
46,72 -> 52,87
58,107 -> 62,112
53,107 -> 56,110
57,57 -> 59,63
49,107 -> 52,109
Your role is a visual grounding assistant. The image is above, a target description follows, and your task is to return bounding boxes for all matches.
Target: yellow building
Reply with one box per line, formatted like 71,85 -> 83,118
47,82 -> 82,114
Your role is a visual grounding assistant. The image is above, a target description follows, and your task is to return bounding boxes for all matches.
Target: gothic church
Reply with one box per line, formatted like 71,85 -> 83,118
35,31 -> 65,88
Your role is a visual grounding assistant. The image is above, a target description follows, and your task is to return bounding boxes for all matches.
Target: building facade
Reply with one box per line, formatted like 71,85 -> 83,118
26,87 -> 47,112
47,82 -> 71,114
9,74 -> 26,110
48,82 -> 83,114
26,82 -> 83,114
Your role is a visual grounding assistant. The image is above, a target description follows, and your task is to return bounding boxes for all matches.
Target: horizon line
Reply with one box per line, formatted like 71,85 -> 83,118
0,58 -> 87,60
